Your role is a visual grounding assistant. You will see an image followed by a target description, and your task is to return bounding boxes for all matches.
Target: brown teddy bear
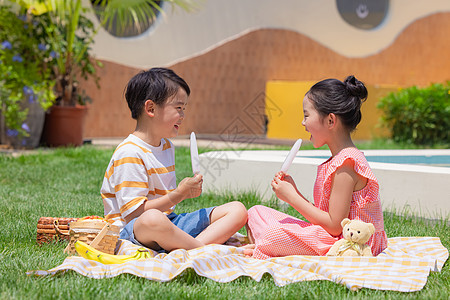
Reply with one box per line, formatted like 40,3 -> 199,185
326,218 -> 375,257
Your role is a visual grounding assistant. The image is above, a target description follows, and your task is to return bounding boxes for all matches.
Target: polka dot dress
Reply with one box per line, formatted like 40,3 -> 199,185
248,147 -> 388,260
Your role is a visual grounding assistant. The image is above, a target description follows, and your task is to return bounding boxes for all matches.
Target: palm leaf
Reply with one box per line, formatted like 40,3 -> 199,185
94,0 -> 198,36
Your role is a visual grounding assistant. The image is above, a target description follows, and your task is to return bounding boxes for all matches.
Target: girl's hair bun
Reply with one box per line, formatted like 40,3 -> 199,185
306,75 -> 369,131
344,75 -> 368,101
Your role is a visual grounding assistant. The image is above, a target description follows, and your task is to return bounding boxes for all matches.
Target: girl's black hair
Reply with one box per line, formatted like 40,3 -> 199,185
306,75 -> 368,131
125,68 -> 190,119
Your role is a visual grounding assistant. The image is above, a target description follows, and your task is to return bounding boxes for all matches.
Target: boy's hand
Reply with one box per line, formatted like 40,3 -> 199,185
176,174 -> 203,200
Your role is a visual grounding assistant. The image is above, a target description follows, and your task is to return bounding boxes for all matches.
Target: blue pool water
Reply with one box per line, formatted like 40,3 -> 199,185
301,155 -> 450,167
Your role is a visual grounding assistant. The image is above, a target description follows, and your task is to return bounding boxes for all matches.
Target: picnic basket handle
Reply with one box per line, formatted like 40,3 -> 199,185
53,219 -> 69,236
89,223 -> 110,249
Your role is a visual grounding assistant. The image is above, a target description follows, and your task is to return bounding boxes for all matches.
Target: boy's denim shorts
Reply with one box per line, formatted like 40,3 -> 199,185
119,207 -> 215,250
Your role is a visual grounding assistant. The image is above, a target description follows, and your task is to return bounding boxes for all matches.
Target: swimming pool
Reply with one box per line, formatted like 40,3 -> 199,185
301,154 -> 450,167
200,149 -> 450,219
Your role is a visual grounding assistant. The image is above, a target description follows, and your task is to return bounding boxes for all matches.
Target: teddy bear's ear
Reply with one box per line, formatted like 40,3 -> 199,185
341,218 -> 351,228
368,223 -> 375,235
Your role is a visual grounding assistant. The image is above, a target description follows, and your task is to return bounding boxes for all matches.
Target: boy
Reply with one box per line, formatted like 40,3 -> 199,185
101,68 -> 248,252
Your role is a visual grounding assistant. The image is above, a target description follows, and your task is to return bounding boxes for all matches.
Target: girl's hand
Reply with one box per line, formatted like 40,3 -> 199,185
271,175 -> 298,204
276,171 -> 298,189
176,174 -> 203,200
275,171 -> 300,194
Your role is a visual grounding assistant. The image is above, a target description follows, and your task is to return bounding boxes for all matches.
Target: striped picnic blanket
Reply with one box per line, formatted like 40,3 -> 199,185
29,237 -> 448,292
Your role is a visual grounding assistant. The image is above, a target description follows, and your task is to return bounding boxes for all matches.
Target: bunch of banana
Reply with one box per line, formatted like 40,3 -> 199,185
74,241 -> 153,264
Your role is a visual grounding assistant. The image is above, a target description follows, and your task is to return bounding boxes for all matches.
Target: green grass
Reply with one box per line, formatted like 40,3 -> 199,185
0,144 -> 448,299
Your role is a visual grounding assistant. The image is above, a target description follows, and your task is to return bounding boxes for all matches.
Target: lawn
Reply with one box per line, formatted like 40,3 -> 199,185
0,144 -> 448,299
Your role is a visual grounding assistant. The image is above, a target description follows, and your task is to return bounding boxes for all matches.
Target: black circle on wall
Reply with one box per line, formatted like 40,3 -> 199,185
90,0 -> 163,38
336,0 -> 389,30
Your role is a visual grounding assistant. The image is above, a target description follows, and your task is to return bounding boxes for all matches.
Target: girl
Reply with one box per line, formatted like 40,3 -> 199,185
246,75 -> 388,259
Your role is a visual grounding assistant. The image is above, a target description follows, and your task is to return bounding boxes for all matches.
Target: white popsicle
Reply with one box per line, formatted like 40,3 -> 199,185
280,139 -> 302,173
190,132 -> 200,174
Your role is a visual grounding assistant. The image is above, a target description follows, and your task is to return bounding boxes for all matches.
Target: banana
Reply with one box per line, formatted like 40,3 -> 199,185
74,240 -> 153,264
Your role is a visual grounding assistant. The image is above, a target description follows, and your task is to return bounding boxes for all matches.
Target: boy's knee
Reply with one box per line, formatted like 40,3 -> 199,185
228,201 -> 248,218
226,201 -> 248,226
137,209 -> 170,231
213,201 -> 247,225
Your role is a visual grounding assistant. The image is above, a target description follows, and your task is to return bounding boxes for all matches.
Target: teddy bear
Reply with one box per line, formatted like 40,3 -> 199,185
326,218 -> 375,257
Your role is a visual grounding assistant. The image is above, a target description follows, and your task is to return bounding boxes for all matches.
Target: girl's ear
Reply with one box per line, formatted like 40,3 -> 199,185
144,100 -> 156,117
327,113 -> 337,129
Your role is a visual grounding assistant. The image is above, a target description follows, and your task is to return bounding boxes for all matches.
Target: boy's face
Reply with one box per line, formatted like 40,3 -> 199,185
154,87 -> 188,139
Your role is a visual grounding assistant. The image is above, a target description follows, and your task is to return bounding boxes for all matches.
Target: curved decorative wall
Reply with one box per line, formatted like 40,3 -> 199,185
80,1 -> 450,139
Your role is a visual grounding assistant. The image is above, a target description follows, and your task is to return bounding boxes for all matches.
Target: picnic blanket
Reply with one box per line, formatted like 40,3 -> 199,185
28,237 -> 448,292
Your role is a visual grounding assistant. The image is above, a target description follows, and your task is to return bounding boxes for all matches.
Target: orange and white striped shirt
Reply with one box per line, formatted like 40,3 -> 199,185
101,134 -> 176,230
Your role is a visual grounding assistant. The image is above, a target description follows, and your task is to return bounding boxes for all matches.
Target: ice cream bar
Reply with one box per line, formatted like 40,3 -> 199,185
190,132 -> 200,174
280,139 -> 302,173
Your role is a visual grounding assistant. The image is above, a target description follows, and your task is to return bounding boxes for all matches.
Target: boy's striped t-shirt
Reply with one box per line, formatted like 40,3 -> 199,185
101,134 -> 176,230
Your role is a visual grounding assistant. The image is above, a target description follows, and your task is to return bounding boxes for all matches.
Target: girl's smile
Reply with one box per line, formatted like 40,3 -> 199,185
302,96 -> 328,148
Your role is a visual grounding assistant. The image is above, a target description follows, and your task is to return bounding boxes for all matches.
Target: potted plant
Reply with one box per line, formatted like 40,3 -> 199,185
10,0 -> 196,147
15,0 -> 101,147
0,5 -> 56,149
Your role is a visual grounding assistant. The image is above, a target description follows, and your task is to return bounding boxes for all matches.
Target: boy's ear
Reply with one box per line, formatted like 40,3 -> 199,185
144,100 -> 156,117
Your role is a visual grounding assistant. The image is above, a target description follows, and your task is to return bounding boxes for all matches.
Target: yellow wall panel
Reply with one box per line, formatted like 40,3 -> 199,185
265,81 -> 315,140
352,85 -> 399,140
265,81 -> 399,141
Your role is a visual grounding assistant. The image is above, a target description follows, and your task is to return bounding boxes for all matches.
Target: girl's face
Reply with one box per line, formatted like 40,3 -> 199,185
301,95 -> 328,148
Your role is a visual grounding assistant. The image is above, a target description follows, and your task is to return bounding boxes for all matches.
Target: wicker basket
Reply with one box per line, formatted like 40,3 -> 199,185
64,219 -> 120,255
36,217 -> 79,244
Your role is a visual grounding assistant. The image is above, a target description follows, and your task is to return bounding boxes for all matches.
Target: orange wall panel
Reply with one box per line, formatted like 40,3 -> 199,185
80,13 -> 450,140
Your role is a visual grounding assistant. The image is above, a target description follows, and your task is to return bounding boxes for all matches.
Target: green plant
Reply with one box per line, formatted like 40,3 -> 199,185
0,0 -> 196,147
0,146 -> 449,299
11,0 -> 102,106
377,82 -> 450,146
13,0 -> 197,107
0,5 -> 56,139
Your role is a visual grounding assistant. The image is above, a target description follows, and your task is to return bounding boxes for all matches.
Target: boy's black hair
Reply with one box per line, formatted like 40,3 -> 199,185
306,75 -> 368,131
125,68 -> 190,119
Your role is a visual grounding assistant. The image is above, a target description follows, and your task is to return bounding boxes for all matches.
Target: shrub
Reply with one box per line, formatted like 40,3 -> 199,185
377,82 -> 450,146
0,6 -> 56,139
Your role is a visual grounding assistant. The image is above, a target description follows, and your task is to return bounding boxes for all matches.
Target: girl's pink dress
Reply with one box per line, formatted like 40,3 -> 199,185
247,147 -> 388,259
